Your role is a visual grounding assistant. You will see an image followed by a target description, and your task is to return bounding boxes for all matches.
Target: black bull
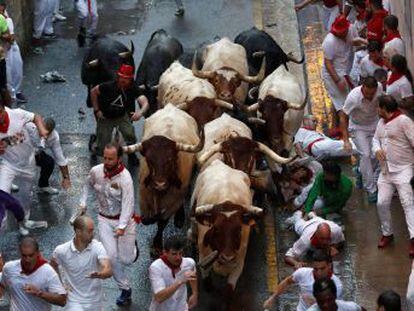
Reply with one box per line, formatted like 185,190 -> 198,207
81,38 -> 135,107
135,29 -> 183,116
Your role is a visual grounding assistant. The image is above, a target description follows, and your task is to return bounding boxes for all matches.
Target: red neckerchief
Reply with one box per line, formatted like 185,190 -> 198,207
21,255 -> 48,275
387,72 -> 404,86
310,235 -> 321,249
384,110 -> 402,124
384,31 -> 401,43
160,255 -> 182,278
356,9 -> 366,21
371,57 -> 385,67
0,111 -> 10,133
104,162 -> 125,179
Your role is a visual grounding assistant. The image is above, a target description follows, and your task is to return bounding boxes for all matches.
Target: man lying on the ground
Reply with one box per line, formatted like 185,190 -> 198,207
294,115 -> 358,160
284,211 -> 345,269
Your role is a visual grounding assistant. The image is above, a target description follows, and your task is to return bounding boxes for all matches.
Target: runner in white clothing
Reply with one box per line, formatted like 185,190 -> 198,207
264,249 -> 343,311
308,278 -> 364,310
149,236 -> 198,311
340,77 -> 383,202
384,15 -> 405,57
359,40 -> 387,82
372,95 -> 414,256
0,103 -> 49,233
386,54 -> 413,103
78,143 -> 138,306
75,0 -> 98,47
51,215 -> 112,311
0,237 -> 67,311
32,0 -> 55,41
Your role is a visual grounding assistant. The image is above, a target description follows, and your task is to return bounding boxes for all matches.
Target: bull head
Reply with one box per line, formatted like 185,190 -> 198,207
118,40 -> 135,58
195,202 -> 262,263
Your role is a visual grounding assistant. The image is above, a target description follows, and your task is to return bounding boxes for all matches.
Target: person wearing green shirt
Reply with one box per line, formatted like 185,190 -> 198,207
304,161 -> 353,217
0,13 -> 11,107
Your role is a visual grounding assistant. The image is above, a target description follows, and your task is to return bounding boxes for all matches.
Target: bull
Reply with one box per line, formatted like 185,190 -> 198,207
123,104 -> 204,251
191,37 -> 265,105
81,38 -> 135,107
234,27 -> 304,77
136,29 -> 183,115
197,113 -> 294,175
191,159 -> 262,294
158,61 -> 234,127
245,66 -> 307,158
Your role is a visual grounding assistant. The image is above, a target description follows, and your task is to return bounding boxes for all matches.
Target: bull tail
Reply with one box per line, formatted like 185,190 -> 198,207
286,51 -> 305,64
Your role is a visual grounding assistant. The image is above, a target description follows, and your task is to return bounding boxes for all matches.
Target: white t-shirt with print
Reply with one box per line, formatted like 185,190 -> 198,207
0,260 -> 66,311
292,267 -> 343,311
308,299 -> 362,311
0,107 -> 36,173
149,257 -> 196,311
386,74 -> 413,102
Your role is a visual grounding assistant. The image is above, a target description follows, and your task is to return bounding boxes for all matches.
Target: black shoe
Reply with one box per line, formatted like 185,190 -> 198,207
77,27 -> 86,47
16,93 -> 28,103
116,288 -> 132,306
175,8 -> 185,16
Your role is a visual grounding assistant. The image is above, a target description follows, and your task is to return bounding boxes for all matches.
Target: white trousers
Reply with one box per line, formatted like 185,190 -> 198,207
311,138 -> 358,160
407,261 -> 414,311
0,163 -> 34,220
6,43 -> 23,98
75,0 -> 98,35
351,129 -> 379,194
33,0 -> 55,38
65,301 -> 103,311
54,0 -> 61,13
322,73 -> 350,111
322,5 -> 339,31
97,215 -> 136,290
377,168 -> 414,238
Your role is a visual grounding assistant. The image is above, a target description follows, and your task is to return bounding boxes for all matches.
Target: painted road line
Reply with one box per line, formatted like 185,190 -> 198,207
253,0 -> 263,30
264,196 -> 278,292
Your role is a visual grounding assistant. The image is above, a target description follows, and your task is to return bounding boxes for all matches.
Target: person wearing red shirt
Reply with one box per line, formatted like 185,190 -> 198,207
366,0 -> 388,42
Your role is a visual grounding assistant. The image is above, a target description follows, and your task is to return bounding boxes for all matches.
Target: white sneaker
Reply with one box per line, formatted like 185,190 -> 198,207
24,220 -> 48,229
38,186 -> 59,195
11,183 -> 19,192
18,223 -> 29,236
53,13 -> 67,21
285,210 -> 303,226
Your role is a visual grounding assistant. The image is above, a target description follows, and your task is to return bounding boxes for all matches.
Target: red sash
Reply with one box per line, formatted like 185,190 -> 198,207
0,111 -> 9,133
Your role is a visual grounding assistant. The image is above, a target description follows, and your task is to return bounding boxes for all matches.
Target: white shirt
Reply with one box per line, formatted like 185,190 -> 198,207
294,128 -> 326,150
308,299 -> 362,311
286,217 -> 345,259
386,74 -> 413,102
292,267 -> 343,311
349,49 -> 368,85
52,239 -> 109,305
359,55 -> 387,79
80,164 -> 135,229
149,257 -> 196,311
372,114 -> 414,173
0,260 -> 66,311
25,122 -> 68,166
384,37 -> 405,56
322,32 -> 355,78
342,84 -> 382,131
0,107 -> 36,173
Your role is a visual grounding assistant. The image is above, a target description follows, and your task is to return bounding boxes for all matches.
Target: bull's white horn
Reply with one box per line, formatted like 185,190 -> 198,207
287,91 -> 308,110
195,204 -> 215,215
176,102 -> 189,110
248,117 -> 266,125
247,102 -> 260,112
198,142 -> 223,166
239,57 -> 266,84
88,59 -> 99,67
257,142 -> 294,164
118,51 -> 131,58
138,84 -> 146,90
191,52 -> 215,79
214,99 -> 233,110
243,205 -> 263,215
176,128 -> 205,153
252,51 -> 265,58
150,84 -> 159,91
122,143 -> 142,154
248,86 -> 259,100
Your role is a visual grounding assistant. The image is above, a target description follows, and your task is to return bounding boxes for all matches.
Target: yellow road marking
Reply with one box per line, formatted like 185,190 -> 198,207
264,199 -> 278,291
253,0 -> 263,30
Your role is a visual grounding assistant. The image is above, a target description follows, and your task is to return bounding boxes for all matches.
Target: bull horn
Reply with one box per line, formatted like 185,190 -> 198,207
130,40 -> 135,55
243,205 -> 263,215
198,142 -> 223,166
122,143 -> 142,154
248,117 -> 265,125
88,59 -> 99,67
192,52 -> 215,79
138,84 -> 146,90
176,102 -> 189,110
248,86 -> 259,100
150,84 -> 159,91
239,57 -> 266,84
287,51 -> 305,64
118,51 -> 131,58
247,102 -> 260,112
176,128 -> 205,153
195,204 -> 215,215
252,51 -> 265,58
287,91 -> 308,110
214,99 -> 233,110
257,142 -> 294,164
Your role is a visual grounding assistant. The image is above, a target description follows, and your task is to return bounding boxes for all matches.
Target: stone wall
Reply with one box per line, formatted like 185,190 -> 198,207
6,0 -> 34,54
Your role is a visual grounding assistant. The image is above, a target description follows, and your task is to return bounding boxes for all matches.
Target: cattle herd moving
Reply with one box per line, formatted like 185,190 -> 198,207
81,27 -> 307,293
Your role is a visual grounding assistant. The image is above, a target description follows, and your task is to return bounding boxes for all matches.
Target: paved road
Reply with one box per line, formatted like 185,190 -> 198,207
0,1 -> 272,310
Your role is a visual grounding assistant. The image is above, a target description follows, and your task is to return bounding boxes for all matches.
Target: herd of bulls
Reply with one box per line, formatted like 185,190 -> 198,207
81,27 -> 307,294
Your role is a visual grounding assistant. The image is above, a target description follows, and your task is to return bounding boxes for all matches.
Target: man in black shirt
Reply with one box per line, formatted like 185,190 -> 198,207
90,64 -> 149,162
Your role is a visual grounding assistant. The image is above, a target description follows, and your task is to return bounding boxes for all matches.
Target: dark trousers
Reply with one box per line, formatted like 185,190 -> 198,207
35,151 -> 55,188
